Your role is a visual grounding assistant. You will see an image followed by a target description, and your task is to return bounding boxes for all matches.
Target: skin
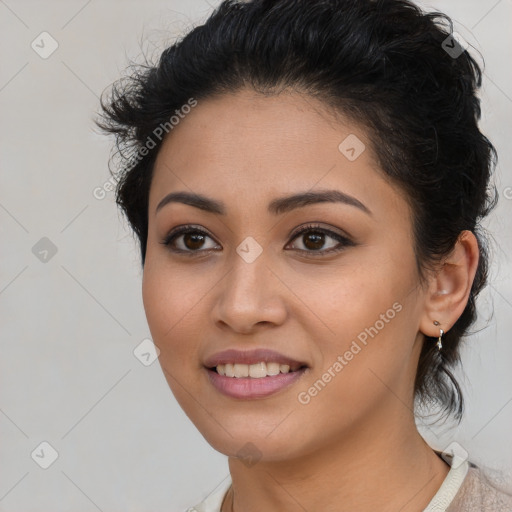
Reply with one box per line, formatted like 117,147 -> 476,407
142,88 -> 479,512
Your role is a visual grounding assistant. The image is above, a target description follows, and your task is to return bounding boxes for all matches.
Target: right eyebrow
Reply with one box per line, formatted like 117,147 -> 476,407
156,191 -> 225,215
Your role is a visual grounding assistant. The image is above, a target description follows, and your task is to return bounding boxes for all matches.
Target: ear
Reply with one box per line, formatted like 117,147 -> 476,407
419,230 -> 480,338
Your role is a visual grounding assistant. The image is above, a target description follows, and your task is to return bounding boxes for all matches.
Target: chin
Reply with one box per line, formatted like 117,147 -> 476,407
200,425 -> 303,462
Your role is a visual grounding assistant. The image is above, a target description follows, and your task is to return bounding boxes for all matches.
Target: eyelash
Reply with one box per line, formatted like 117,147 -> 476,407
160,223 -> 355,258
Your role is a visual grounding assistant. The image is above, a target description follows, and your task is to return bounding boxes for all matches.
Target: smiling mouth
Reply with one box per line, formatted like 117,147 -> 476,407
208,362 -> 307,378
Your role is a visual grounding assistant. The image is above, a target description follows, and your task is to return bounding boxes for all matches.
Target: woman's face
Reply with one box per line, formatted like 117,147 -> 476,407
143,88 -> 430,461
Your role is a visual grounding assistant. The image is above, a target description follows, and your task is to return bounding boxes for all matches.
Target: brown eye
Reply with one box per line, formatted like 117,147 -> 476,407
182,232 -> 207,250
162,225 -> 220,254
301,231 -> 326,251
288,224 -> 355,255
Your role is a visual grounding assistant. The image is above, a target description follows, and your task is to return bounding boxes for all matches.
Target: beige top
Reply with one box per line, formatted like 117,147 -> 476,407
444,463 -> 512,511
188,458 -> 512,512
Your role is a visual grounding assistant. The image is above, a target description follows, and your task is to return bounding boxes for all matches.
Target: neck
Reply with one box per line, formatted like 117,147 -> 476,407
223,405 -> 450,512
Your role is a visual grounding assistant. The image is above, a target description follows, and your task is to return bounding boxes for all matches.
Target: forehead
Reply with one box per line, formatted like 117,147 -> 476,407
149,88 -> 407,218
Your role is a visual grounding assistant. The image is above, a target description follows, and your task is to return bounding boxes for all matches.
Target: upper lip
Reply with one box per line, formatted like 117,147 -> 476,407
204,349 -> 308,370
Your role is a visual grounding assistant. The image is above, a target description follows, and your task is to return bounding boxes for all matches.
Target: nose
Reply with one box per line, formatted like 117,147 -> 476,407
211,249 -> 288,334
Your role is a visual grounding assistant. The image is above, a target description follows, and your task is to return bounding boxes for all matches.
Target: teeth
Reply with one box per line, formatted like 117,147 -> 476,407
266,362 -> 280,375
249,362 -> 267,378
215,362 -> 297,378
233,363 -> 249,378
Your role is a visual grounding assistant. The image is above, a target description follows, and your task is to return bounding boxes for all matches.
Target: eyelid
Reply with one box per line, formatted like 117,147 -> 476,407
161,224 -> 221,254
285,223 -> 355,254
164,223 -> 217,240
288,222 -> 353,243
161,222 -> 355,256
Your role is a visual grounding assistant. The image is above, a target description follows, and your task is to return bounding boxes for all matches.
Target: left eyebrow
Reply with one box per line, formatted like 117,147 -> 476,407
155,189 -> 371,216
268,189 -> 371,216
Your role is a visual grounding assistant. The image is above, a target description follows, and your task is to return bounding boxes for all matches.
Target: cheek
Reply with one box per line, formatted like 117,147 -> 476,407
308,255 -> 411,340
305,248 -> 420,388
142,260 -> 210,416
142,258 -> 204,368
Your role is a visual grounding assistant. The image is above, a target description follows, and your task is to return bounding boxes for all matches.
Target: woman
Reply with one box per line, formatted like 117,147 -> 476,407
98,0 -> 512,510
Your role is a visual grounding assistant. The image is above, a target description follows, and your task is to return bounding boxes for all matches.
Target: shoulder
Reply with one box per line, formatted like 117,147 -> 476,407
447,463 -> 512,512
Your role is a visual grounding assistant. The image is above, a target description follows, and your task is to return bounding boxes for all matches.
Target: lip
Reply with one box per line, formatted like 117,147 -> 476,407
203,348 -> 308,370
206,366 -> 308,399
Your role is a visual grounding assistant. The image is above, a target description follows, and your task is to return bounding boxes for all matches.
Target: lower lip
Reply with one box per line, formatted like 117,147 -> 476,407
206,367 -> 308,399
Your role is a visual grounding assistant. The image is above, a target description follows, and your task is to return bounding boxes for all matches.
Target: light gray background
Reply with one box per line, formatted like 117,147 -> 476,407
1,1 -> 511,510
